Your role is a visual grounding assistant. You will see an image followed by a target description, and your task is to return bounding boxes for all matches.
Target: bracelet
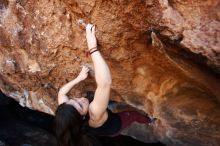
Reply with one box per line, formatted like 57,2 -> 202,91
90,49 -> 99,54
89,48 -> 97,54
89,46 -> 97,52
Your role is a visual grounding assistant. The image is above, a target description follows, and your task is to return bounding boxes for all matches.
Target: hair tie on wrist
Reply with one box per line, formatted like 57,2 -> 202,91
89,46 -> 97,52
90,49 -> 99,54
89,48 -> 97,54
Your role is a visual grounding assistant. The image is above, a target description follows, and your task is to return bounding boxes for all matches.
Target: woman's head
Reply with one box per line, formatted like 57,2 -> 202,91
55,101 -> 98,146
66,97 -> 89,116
55,103 -> 83,146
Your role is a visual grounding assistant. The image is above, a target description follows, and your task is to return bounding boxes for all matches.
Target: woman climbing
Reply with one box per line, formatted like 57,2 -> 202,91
54,24 -> 152,146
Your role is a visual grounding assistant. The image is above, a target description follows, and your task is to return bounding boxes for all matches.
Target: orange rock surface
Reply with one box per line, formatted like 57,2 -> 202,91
0,0 -> 220,145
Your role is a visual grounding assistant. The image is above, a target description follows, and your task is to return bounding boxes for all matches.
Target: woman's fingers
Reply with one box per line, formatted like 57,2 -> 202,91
85,68 -> 89,72
82,65 -> 90,72
86,24 -> 93,32
86,24 -> 95,36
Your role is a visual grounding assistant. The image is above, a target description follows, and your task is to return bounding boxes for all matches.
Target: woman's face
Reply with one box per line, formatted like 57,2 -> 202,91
66,97 -> 89,116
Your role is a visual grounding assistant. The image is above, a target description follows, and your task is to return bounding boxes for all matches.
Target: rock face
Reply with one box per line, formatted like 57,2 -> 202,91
0,0 -> 220,146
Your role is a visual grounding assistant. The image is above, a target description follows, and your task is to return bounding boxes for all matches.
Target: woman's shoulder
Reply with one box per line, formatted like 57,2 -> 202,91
87,109 -> 121,136
88,110 -> 108,128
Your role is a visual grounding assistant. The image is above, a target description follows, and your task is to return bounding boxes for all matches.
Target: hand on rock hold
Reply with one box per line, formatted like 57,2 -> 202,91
86,24 -> 97,51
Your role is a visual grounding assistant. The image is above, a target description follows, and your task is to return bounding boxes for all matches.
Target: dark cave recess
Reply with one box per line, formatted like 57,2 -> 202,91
0,91 -> 165,146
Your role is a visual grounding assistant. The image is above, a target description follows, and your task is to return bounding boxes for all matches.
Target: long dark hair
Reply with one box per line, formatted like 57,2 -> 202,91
54,96 -> 100,146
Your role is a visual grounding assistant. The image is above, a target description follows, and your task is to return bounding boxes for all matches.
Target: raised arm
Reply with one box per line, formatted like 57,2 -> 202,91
86,24 -> 112,127
58,66 -> 89,105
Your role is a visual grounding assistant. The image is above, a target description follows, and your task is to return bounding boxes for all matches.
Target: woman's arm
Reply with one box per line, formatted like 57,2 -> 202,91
58,66 -> 89,105
86,24 -> 112,127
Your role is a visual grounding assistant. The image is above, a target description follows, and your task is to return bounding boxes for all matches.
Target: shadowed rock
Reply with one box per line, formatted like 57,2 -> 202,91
0,0 -> 220,146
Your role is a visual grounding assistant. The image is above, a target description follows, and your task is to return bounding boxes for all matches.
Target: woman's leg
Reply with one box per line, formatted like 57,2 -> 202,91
118,111 -> 151,130
110,111 -> 151,137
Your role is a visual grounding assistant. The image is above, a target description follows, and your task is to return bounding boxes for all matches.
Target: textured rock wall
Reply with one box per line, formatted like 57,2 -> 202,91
0,0 -> 220,146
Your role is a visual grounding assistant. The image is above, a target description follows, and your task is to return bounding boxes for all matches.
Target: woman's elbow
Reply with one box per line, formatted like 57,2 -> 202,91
97,79 -> 112,88
106,78 -> 112,85
58,90 -> 65,98
103,78 -> 112,86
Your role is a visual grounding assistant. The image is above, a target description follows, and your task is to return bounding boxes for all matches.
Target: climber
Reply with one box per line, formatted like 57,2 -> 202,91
54,24 -> 152,146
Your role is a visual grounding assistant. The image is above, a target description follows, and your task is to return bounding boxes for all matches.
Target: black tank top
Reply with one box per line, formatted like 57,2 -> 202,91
85,91 -> 122,136
87,109 -> 121,136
